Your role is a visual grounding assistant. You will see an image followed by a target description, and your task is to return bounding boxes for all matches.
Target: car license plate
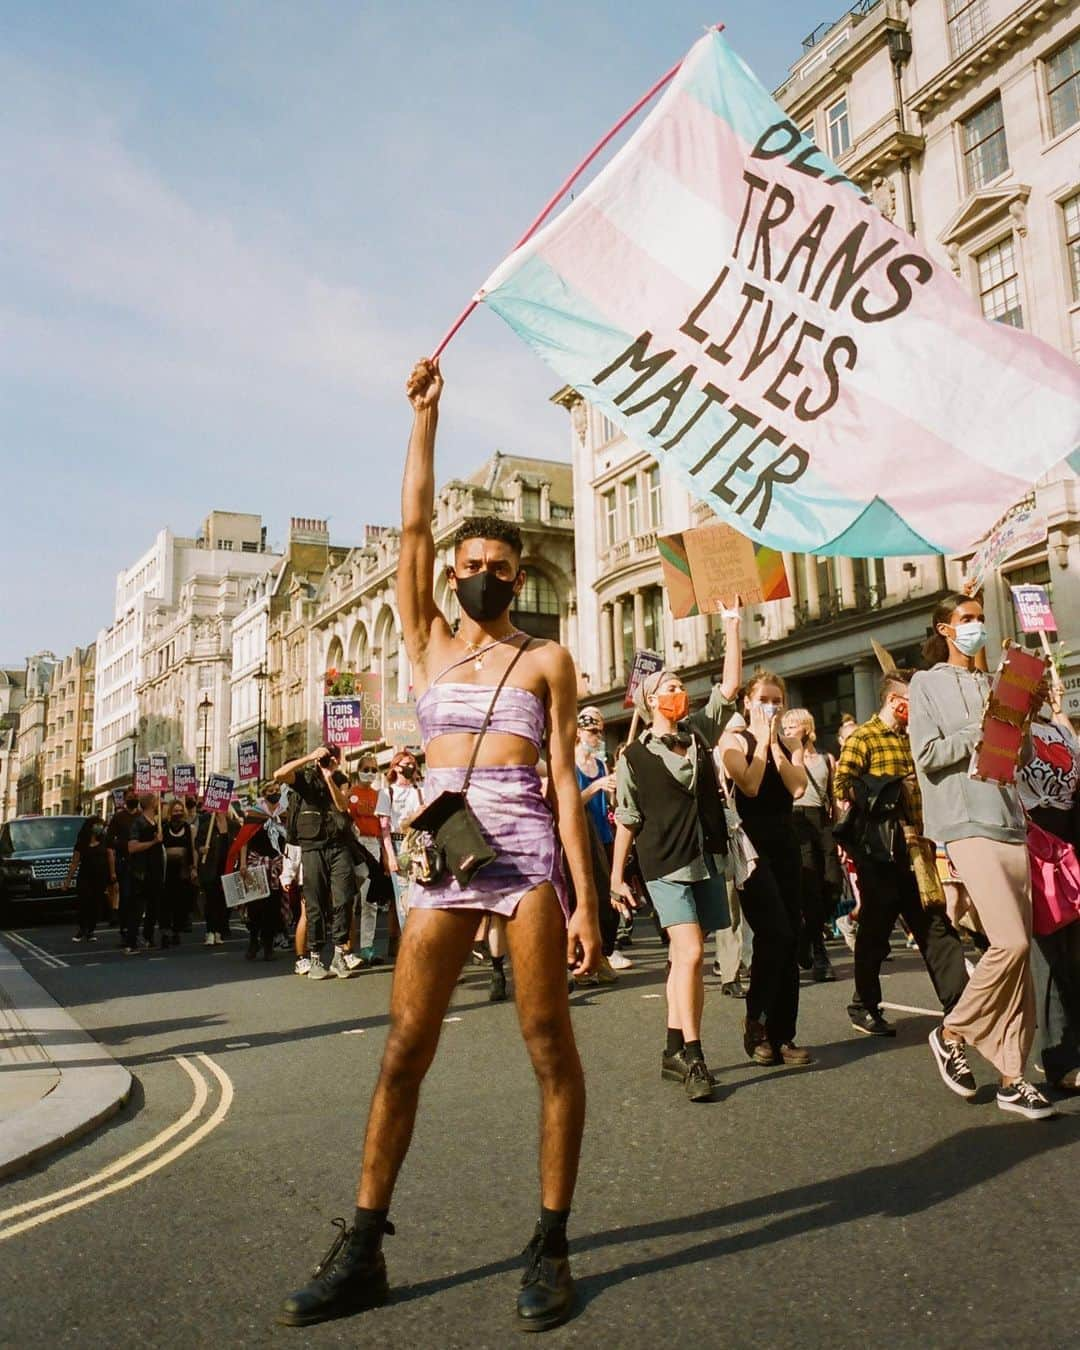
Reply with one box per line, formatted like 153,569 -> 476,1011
46,879 -> 68,891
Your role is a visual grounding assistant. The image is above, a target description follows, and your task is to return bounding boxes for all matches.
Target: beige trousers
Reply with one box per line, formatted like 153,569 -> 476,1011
943,838 -> 1034,1081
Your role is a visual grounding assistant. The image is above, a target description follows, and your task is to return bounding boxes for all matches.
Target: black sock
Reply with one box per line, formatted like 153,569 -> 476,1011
351,1206 -> 389,1253
537,1207 -> 570,1258
665,1028 -> 685,1056
492,955 -> 505,973
683,1040 -> 704,1063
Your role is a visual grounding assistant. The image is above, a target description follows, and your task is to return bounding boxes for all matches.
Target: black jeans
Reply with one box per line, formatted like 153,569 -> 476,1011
122,871 -> 160,947
246,891 -> 280,955
1033,920 -> 1080,1085
301,841 -> 356,951
738,816 -> 802,1047
77,883 -> 103,936
848,853 -> 968,1017
163,869 -> 192,936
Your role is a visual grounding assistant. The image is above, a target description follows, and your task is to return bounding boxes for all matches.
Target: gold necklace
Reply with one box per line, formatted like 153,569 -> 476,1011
460,629 -> 522,671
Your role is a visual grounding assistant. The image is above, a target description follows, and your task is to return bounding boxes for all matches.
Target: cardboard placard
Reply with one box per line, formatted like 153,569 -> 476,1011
203,773 -> 235,813
972,645 -> 1048,783
384,700 -> 420,749
237,739 -> 261,783
624,649 -> 665,710
323,697 -> 363,746
148,752 -> 170,794
1010,584 -> 1057,635
659,523 -> 789,618
134,760 -> 151,794
355,672 -> 384,742
172,764 -> 197,798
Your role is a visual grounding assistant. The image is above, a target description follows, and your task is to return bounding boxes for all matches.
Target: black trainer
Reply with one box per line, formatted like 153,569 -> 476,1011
928,1025 -> 977,1099
850,1010 -> 897,1038
996,1079 -> 1057,1121
516,1231 -> 576,1332
277,1218 -> 392,1327
661,1049 -> 719,1095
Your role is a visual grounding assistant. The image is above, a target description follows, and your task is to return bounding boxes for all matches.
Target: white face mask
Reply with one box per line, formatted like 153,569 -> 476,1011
951,620 -> 986,657
750,700 -> 779,721
357,772 -> 375,786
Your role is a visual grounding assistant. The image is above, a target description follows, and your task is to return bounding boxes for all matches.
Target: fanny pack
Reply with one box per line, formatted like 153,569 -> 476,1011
405,638 -> 532,889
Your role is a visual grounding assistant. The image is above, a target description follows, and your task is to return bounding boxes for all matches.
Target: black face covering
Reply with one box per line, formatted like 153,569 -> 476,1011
454,570 -> 519,623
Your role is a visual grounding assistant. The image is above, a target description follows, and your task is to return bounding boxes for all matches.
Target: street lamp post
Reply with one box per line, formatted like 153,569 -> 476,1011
198,694 -> 213,790
254,662 -> 268,780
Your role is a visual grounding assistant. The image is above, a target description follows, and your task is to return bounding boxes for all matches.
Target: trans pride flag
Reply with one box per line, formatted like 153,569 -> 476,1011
477,29 -> 1080,557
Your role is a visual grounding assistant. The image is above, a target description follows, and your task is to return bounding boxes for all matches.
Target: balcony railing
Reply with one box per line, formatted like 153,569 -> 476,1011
802,0 -> 879,52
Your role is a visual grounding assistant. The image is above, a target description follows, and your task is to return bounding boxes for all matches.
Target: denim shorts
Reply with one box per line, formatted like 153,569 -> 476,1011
648,865 -> 731,934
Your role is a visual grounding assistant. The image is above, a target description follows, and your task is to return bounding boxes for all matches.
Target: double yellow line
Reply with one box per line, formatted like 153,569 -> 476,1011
0,1053 -> 233,1242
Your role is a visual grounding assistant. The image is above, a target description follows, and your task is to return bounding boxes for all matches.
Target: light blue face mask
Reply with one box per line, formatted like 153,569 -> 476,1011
951,620 -> 986,657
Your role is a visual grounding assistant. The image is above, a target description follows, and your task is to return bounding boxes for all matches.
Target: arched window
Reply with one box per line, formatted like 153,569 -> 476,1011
348,622 -> 370,674
512,572 -> 560,641
325,636 -> 344,676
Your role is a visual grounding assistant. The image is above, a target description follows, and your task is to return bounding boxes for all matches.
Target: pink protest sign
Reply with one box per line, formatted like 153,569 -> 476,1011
172,764 -> 197,797
134,760 -> 151,793
237,739 -> 261,783
1010,585 -> 1057,635
203,774 -> 234,812
148,753 -> 170,793
323,697 -> 364,747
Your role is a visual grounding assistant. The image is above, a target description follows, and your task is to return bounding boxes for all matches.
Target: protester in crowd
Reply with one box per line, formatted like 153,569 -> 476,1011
283,843 -> 308,975
575,707 -> 626,972
273,744 -> 358,981
123,793 -> 164,954
196,807 -> 235,945
832,672 -> 969,1037
783,708 -> 840,983
719,670 -> 811,1067
235,803 -> 286,962
160,799 -> 196,948
837,714 -> 857,748
72,819 -> 114,943
345,754 -> 395,968
909,593 -> 1055,1120
104,792 -> 139,929
385,749 -> 424,940
258,780 -> 293,946
279,358 -> 601,1333
1016,684 -> 1080,1093
610,607 -> 742,1101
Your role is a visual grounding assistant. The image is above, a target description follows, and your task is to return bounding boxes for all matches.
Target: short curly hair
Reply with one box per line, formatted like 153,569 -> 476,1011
451,515 -> 523,558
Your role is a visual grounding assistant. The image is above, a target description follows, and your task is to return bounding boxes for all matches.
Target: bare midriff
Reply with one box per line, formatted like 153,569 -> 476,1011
423,730 -> 540,770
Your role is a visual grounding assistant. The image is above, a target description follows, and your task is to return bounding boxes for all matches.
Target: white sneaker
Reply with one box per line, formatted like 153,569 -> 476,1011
204,933 -> 215,947
608,950 -> 632,971
330,949 -> 359,979
343,952 -> 365,971
294,956 -> 311,976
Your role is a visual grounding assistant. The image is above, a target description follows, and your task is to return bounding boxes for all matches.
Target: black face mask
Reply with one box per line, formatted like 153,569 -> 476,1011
454,571 -> 519,623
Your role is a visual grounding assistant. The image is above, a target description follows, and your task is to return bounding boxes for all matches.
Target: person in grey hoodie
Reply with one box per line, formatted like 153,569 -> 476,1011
908,592 -> 1055,1121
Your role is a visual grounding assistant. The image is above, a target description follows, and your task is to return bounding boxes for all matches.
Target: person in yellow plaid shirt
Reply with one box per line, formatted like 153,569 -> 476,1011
833,670 -> 967,1038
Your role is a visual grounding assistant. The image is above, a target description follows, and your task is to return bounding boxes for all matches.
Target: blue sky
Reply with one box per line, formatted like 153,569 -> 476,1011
1,0 -> 824,661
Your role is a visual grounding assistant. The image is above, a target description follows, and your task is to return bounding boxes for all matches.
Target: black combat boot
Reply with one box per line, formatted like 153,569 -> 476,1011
277,1215 -> 393,1327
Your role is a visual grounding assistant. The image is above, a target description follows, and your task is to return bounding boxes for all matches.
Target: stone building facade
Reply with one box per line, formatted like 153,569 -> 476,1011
0,668 -> 27,824
15,653 -> 57,817
41,645 -> 95,816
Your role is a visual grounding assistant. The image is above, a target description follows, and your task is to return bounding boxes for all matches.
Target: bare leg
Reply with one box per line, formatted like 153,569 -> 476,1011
666,922 -> 705,1043
356,907 -> 478,1207
504,885 -> 585,1210
294,903 -> 307,958
488,914 -> 506,960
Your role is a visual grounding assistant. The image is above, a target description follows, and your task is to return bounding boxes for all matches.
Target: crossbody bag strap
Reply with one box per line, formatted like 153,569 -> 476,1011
462,638 -> 533,796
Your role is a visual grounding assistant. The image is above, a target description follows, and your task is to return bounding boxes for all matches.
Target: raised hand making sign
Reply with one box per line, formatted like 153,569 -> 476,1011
476,29 -> 1079,557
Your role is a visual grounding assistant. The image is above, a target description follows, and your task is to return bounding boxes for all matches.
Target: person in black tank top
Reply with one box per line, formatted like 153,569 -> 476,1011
720,671 -> 812,1067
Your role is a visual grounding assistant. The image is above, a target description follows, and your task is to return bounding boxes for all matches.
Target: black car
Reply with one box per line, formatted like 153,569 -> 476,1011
0,815 -> 87,925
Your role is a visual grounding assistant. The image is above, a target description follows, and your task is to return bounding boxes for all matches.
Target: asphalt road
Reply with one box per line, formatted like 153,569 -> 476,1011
1,914 -> 1078,1350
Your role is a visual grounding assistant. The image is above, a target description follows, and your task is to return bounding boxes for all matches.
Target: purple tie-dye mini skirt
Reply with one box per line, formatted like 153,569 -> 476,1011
407,765 -> 568,920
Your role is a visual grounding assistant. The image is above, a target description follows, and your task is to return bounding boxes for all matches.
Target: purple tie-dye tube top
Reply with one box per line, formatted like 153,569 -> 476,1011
415,681 -> 546,750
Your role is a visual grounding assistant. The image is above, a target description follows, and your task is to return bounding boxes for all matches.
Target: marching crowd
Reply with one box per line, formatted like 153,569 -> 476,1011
65,587 -> 1080,1130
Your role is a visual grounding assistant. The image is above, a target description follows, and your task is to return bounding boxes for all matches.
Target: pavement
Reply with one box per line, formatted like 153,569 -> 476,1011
0,914 -> 1077,1350
0,934 -> 131,1180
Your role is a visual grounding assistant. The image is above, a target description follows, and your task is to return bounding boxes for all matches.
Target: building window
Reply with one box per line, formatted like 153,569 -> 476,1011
962,95 -> 1008,192
1047,34 -> 1080,139
511,572 -> 560,641
624,477 -> 640,537
521,485 -> 541,521
947,0 -> 990,59
598,413 -> 618,445
620,602 -> 635,672
827,96 -> 850,159
642,586 -> 664,654
977,237 -> 1023,328
220,539 -> 233,551
647,464 -> 663,528
199,664 -> 213,689
1064,193 -> 1080,302
601,490 -> 617,548
241,540 -> 259,553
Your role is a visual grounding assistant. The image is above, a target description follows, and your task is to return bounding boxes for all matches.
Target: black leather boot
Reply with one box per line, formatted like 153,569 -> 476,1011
277,1217 -> 392,1327
516,1230 -> 576,1332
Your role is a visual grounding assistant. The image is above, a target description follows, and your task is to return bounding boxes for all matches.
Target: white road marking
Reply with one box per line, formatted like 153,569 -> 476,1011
342,1029 -> 366,1035
2,931 -> 68,969
880,1001 -> 939,1017
224,1042 -> 251,1049
0,1053 -> 233,1242
641,994 -> 662,1000
443,1016 -> 462,1023
0,1057 -> 208,1225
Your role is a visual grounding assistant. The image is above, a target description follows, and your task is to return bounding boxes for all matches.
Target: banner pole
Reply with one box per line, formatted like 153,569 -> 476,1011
431,24 -> 724,360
